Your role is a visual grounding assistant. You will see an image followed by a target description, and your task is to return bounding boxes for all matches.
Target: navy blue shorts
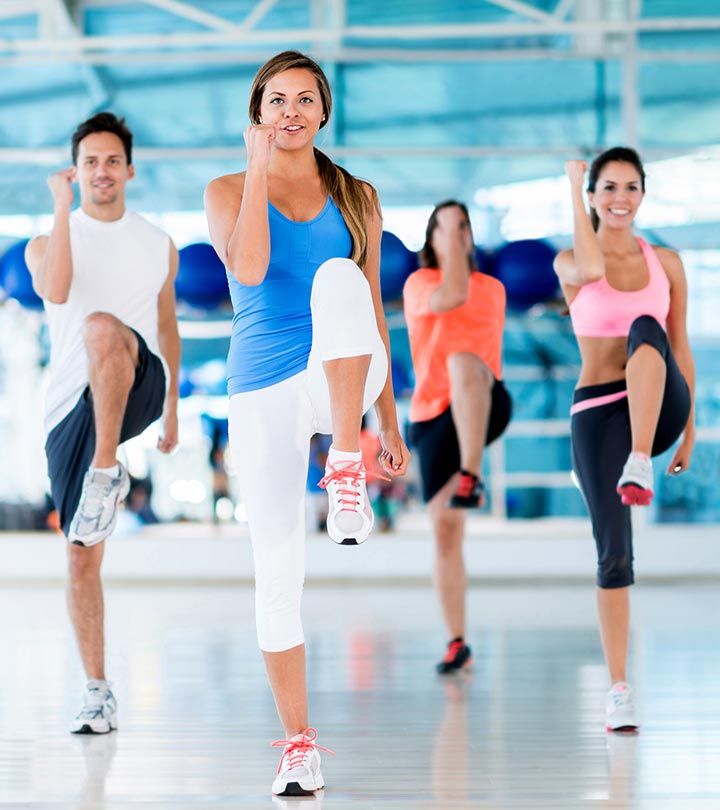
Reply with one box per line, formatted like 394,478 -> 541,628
571,316 -> 690,589
408,378 -> 512,503
45,330 -> 166,536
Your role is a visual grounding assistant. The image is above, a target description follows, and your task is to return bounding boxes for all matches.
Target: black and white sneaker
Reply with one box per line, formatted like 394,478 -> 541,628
70,680 -> 118,735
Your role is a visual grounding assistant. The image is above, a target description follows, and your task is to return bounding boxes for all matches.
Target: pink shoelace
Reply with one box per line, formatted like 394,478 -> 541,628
271,727 -> 334,773
318,460 -> 389,512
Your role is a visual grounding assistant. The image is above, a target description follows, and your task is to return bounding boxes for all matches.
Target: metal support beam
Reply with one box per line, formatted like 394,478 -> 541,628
5,45 -> 720,67
3,16 -> 720,56
553,0 -> 576,20
240,0 -> 279,32
40,0 -> 111,109
0,144 -> 695,166
0,1 -> 38,20
485,0 -> 554,22
140,0 -> 243,33
622,0 -> 642,147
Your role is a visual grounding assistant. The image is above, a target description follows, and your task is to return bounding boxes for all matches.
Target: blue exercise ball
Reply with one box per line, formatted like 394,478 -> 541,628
493,239 -> 559,311
178,367 -> 196,399
474,245 -> 496,277
390,358 -> 413,398
0,240 -> 43,310
176,243 -> 229,309
380,231 -> 418,301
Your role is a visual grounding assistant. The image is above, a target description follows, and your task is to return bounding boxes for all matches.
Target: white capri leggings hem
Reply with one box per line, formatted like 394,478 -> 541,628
229,258 -> 388,652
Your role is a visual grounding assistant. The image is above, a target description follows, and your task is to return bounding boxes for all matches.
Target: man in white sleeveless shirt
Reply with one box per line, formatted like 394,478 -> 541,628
25,113 -> 180,734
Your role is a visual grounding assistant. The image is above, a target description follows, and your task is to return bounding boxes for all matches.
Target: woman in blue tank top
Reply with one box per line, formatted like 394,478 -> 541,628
205,50 -> 409,797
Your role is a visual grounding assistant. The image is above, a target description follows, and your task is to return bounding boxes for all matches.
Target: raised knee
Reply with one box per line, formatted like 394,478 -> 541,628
448,353 -> 493,389
628,315 -> 667,357
314,257 -> 366,296
83,312 -> 123,352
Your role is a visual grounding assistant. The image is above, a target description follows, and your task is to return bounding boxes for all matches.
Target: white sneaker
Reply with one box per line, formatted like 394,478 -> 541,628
68,463 -> 130,547
70,680 -> 118,735
271,728 -> 331,796
319,460 -> 374,545
617,452 -> 654,506
605,682 -> 639,732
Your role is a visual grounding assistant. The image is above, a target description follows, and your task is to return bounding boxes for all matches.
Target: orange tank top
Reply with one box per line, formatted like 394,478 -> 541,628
403,268 -> 506,423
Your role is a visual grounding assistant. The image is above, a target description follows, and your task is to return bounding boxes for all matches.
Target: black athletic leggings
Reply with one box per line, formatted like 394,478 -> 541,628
571,315 -> 690,589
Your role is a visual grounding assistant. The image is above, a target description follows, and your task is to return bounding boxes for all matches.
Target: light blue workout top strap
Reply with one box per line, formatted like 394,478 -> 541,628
226,197 -> 353,394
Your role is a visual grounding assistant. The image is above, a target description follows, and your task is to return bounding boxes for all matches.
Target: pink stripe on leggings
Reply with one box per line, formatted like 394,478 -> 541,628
570,389 -> 628,415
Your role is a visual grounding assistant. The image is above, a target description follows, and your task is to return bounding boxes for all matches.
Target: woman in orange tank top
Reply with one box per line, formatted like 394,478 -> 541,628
554,147 -> 695,732
404,200 -> 512,674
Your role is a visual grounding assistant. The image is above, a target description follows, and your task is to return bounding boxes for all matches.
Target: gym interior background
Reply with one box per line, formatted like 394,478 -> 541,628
0,2 -> 719,806
2,0 -> 719,533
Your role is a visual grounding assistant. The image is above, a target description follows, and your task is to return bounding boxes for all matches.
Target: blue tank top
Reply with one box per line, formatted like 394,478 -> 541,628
226,197 -> 353,394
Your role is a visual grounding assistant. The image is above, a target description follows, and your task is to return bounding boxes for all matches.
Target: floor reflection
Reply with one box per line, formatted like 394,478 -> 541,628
0,583 -> 718,807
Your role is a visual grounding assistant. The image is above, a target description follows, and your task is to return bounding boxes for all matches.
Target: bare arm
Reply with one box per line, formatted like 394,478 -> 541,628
204,125 -> 276,286
662,248 -> 695,471
554,160 -> 605,287
362,185 -> 409,476
25,168 -> 76,304
157,241 -> 181,454
429,206 -> 471,313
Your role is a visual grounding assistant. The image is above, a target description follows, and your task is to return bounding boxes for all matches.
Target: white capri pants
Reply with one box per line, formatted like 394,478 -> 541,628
229,258 -> 388,652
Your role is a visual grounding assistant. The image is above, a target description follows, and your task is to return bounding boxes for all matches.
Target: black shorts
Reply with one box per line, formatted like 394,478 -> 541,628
408,379 -> 512,503
45,329 -> 166,536
571,316 -> 690,589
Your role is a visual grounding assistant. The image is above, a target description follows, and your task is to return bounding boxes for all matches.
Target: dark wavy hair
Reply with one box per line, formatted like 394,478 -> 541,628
418,199 -> 478,270
587,146 -> 646,231
71,112 -> 133,166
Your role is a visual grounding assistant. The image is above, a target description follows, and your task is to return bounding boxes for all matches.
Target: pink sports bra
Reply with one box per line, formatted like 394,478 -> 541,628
569,237 -> 670,338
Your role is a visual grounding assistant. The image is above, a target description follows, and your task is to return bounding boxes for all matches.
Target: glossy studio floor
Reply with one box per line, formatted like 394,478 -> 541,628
1,557 -> 720,809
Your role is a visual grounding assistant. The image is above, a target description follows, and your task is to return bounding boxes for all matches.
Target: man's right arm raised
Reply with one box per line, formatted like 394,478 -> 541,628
25,168 -> 76,304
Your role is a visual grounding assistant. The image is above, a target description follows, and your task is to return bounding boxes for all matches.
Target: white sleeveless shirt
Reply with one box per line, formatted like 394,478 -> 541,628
44,208 -> 170,433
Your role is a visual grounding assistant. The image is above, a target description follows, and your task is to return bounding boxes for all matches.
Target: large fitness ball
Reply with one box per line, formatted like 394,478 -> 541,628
493,239 -> 559,311
0,240 -> 43,310
380,231 -> 418,301
176,243 -> 229,309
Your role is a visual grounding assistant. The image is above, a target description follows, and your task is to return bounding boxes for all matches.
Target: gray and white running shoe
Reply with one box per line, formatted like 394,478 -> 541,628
70,680 -> 118,735
605,682 -> 639,732
68,463 -> 130,547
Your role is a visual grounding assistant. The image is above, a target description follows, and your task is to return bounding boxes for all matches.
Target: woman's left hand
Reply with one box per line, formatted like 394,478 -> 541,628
379,428 -> 410,476
667,435 -> 694,475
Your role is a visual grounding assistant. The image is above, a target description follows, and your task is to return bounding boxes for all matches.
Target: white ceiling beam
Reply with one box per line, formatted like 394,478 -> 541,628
3,16 -> 720,54
484,0 -> 554,23
0,145 -> 692,165
553,0 -> 576,20
4,46 -> 720,67
0,1 -> 38,20
140,0 -> 243,33
240,0 -> 279,32
39,0 -> 111,108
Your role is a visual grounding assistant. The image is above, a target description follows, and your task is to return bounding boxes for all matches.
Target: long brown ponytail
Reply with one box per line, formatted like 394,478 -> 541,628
248,51 -> 378,268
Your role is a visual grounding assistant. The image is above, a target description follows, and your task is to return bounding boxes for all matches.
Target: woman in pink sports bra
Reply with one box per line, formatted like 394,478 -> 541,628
554,147 -> 695,733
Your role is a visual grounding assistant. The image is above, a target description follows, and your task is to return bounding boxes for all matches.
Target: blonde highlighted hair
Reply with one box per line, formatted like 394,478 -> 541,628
249,50 -> 378,268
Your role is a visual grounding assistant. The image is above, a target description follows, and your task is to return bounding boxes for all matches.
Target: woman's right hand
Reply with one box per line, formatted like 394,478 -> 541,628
565,160 -> 588,187
244,124 -> 277,170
